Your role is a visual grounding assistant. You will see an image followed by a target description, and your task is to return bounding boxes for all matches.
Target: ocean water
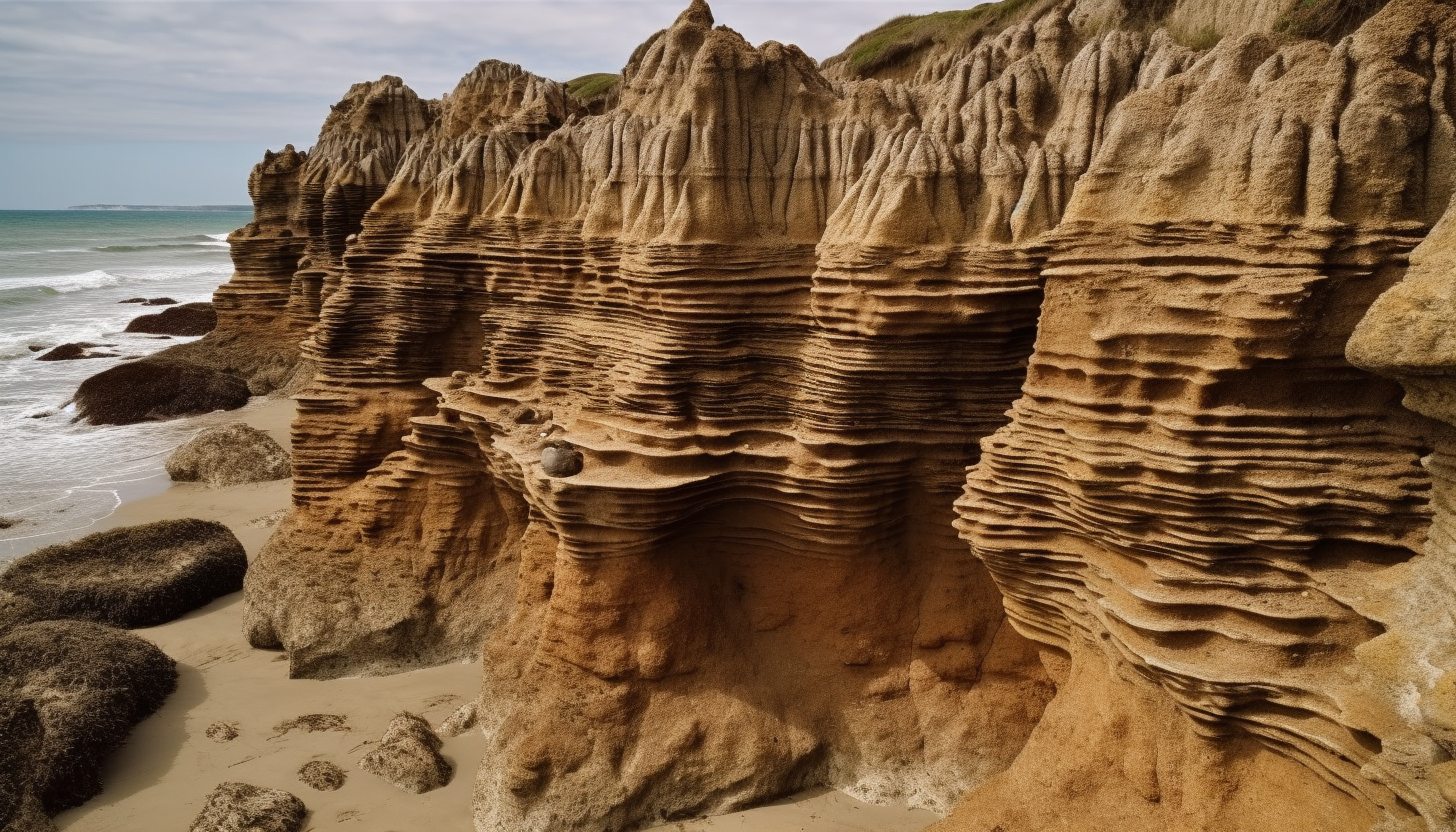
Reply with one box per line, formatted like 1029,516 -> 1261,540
0,209 -> 256,561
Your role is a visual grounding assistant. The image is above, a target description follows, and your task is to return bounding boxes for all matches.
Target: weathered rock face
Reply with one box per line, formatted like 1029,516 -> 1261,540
217,0 -> 1456,830
951,3 -> 1456,829
1347,196 -> 1456,829
139,76 -> 436,398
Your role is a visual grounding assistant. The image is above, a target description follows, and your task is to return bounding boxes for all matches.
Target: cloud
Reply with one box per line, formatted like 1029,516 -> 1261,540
1,1 -> 966,145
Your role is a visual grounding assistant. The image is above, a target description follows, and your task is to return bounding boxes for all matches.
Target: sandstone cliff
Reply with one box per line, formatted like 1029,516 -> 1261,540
185,0 -> 1456,829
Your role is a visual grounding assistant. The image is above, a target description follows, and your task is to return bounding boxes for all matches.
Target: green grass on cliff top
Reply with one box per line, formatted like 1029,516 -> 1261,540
838,0 -> 1387,76
566,73 -> 620,101
1274,0 -> 1388,42
836,0 -> 1041,76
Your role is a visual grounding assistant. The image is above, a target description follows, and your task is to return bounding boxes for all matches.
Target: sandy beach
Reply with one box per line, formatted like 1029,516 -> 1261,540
44,396 -> 940,832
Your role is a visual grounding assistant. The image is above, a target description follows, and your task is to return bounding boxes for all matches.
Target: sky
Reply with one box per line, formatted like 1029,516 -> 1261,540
0,0 -> 975,209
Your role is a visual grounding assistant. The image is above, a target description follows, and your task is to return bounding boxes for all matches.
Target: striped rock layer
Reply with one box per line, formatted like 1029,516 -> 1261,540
192,0 -> 1456,830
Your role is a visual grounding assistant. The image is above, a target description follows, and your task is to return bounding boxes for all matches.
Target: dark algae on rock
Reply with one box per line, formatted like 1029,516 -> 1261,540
188,782 -> 306,832
166,423 -> 292,487
73,359 -> 250,425
0,621 -> 176,815
123,301 -> 217,336
0,519 -> 247,628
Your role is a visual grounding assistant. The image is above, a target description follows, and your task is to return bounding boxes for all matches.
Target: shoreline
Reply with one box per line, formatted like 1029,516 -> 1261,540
48,396 -> 940,832
0,395 -> 294,563
49,394 -> 494,831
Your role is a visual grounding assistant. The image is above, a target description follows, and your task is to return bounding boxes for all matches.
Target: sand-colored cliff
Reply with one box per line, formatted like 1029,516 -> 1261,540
165,0 -> 1456,829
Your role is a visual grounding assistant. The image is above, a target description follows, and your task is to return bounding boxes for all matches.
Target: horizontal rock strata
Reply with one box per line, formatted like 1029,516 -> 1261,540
205,0 -> 1456,830
954,2 -> 1456,829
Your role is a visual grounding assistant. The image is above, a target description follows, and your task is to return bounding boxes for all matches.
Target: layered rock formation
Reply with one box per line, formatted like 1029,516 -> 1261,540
950,2 -> 1456,828
159,75 -> 436,396
196,0 -> 1456,830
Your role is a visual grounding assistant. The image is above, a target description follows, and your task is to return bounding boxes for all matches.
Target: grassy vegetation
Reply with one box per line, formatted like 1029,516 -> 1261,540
834,0 -> 1044,77
565,73 -> 620,101
1274,0 -> 1388,42
1174,26 -> 1223,51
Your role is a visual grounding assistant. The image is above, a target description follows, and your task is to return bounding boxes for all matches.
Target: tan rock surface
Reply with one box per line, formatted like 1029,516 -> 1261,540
358,712 -> 452,794
155,0 -> 1456,830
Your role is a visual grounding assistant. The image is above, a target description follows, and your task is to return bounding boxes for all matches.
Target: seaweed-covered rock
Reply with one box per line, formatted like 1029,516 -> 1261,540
271,713 -> 347,736
358,712 -> 451,794
167,423 -> 291,487
124,302 -> 216,336
188,782 -> 306,832
73,358 -> 249,425
0,519 -> 247,628
0,620 -> 177,813
0,695 -> 51,832
0,590 -> 44,633
297,761 -> 345,792
35,343 -> 118,362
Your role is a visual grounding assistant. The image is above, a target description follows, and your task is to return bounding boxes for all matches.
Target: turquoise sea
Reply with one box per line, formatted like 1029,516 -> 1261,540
0,210 -> 255,560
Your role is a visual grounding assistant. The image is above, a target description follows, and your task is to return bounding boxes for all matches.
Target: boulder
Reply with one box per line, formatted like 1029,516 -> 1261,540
166,423 -> 291,487
0,620 -> 176,813
358,712 -> 451,794
0,519 -> 247,628
142,297 -> 178,306
188,782 -> 305,832
35,343 -> 119,362
124,302 -> 216,336
437,700 -> 479,738
540,441 -> 583,478
73,358 -> 249,425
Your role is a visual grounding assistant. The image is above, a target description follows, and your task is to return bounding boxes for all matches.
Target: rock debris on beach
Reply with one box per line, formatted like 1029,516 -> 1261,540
271,713 -> 348,737
166,423 -> 292,487
297,760 -> 347,792
437,700 -> 479,738
205,722 -> 239,743
187,782 -> 306,832
359,712 -> 451,794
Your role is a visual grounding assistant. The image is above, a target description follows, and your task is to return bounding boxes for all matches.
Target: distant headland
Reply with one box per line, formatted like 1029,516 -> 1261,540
67,204 -> 251,212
